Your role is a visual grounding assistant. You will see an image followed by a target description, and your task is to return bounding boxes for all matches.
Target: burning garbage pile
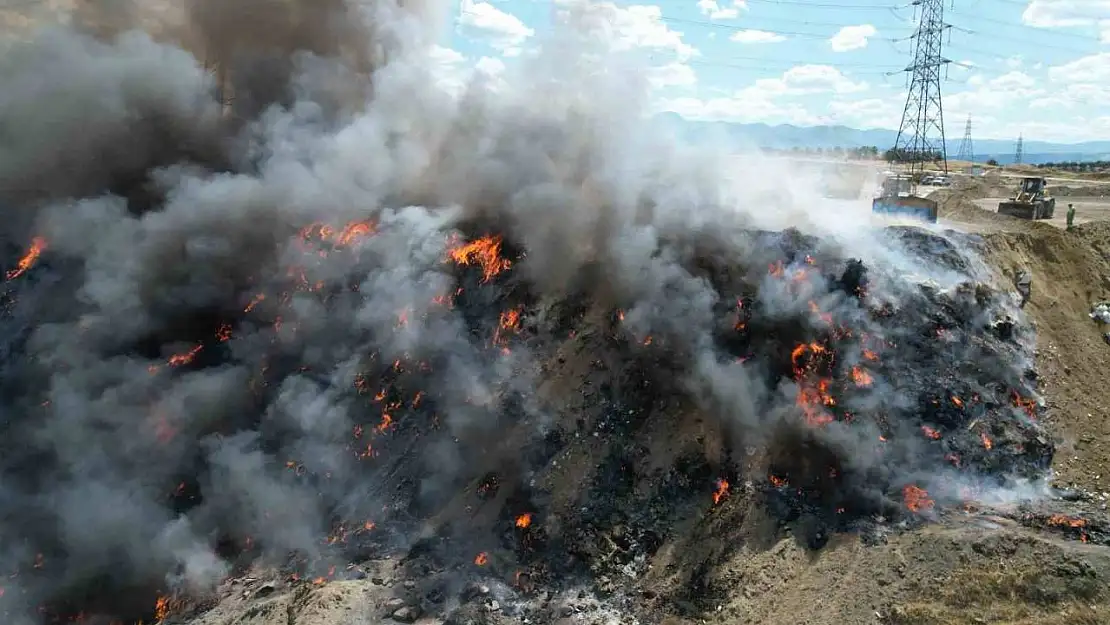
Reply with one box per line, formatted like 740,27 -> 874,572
0,207 -> 1057,623
0,6 -> 1069,624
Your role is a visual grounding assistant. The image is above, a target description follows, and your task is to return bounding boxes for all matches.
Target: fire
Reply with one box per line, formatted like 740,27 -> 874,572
299,220 -> 377,247
768,260 -> 785,277
216,323 -> 233,342
951,395 -> 964,407
336,221 -> 376,246
850,365 -> 873,387
474,552 -> 488,566
980,432 -> 993,449
769,475 -> 788,488
921,425 -> 942,440
862,348 -> 879,361
493,307 -> 523,346
153,594 -> 181,622
376,413 -> 393,434
808,300 -> 833,325
1047,514 -> 1086,528
712,478 -> 730,505
1011,391 -> 1038,419
791,342 -> 836,426
244,293 -> 265,313
515,513 -> 533,528
446,234 -> 512,283
902,485 -> 934,513
6,236 -> 47,281
168,344 -> 203,367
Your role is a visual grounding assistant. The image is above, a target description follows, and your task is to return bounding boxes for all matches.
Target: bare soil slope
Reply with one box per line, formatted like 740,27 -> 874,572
935,187 -> 1110,493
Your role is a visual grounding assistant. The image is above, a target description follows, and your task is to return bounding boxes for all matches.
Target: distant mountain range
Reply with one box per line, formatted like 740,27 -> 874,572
656,113 -> 1110,165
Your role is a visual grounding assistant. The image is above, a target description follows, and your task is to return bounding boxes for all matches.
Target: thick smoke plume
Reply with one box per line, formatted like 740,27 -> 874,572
0,1 -> 1049,623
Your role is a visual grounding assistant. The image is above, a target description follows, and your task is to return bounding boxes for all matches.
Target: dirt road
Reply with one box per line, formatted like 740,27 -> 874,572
972,196 -> 1110,230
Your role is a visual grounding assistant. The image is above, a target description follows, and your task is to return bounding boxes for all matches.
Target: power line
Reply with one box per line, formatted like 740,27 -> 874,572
892,0 -> 950,175
955,115 -> 974,162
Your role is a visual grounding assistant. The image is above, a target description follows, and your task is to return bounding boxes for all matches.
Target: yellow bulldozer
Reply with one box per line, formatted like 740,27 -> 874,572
997,177 -> 1056,220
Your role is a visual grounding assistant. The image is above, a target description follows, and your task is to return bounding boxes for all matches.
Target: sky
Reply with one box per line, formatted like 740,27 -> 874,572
441,0 -> 1110,143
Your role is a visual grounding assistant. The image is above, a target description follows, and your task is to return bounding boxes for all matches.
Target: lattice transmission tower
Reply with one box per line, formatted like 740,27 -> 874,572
1014,134 -> 1024,165
954,115 -> 973,163
891,0 -> 952,176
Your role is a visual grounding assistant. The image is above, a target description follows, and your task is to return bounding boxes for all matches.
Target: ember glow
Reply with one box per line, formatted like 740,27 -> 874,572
515,513 -> 533,528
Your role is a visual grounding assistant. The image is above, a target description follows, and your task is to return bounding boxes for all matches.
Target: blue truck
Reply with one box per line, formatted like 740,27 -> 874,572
871,174 -> 939,223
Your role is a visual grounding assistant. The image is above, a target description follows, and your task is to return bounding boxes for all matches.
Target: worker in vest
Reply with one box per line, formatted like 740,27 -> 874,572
1015,268 -> 1032,309
1067,203 -> 1076,230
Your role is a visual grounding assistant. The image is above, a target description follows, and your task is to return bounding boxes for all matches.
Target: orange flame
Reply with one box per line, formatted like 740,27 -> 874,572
951,395 -> 964,407
921,425 -> 942,440
6,236 -> 47,281
154,594 -> 182,622
791,342 -> 836,426
902,485 -> 934,513
712,478 -> 730,505
1011,392 -> 1038,419
980,432 -> 993,449
850,365 -> 873,387
1047,514 -> 1086,528
168,345 -> 203,367
515,513 -> 533,528
769,475 -> 788,488
493,307 -> 523,346
216,324 -> 233,342
474,552 -> 488,566
376,413 -> 393,434
244,293 -> 266,313
447,234 -> 512,282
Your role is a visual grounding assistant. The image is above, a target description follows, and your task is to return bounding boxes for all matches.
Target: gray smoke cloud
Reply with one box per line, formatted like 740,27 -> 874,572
0,1 -> 1044,623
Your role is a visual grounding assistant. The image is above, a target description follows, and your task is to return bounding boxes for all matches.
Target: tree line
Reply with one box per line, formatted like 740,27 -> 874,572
761,146 -> 882,159
1034,161 -> 1110,172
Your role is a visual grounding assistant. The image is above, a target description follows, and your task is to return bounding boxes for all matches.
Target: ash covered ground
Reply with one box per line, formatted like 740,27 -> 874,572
0,2 -> 1092,625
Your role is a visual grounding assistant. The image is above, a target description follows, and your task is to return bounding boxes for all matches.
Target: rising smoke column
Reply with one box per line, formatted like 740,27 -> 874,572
0,1 -> 1048,623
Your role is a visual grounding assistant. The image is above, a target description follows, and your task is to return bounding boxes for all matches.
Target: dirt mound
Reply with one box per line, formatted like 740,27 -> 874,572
926,187 -> 1110,494
976,224 -> 1110,493
1051,185 -> 1110,198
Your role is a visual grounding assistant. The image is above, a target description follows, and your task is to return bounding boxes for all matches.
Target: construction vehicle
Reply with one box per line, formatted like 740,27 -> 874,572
997,177 -> 1056,220
871,174 -> 938,223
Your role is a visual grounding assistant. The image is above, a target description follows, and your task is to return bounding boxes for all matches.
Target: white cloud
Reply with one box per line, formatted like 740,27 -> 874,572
457,0 -> 534,54
1023,0 -> 1110,41
696,0 -> 746,20
730,29 -> 786,44
474,56 -> 506,77
757,64 -> 869,95
556,1 -> 699,59
1050,51 -> 1110,84
1022,0 -> 1110,27
655,64 -> 868,124
829,24 -> 876,52
644,62 -> 697,89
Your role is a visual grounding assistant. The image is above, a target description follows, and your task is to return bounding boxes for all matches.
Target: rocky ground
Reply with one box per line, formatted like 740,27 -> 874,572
153,184 -> 1110,625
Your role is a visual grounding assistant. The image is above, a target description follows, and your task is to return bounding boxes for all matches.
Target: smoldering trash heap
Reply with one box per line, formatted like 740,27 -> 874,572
0,1 -> 1050,623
